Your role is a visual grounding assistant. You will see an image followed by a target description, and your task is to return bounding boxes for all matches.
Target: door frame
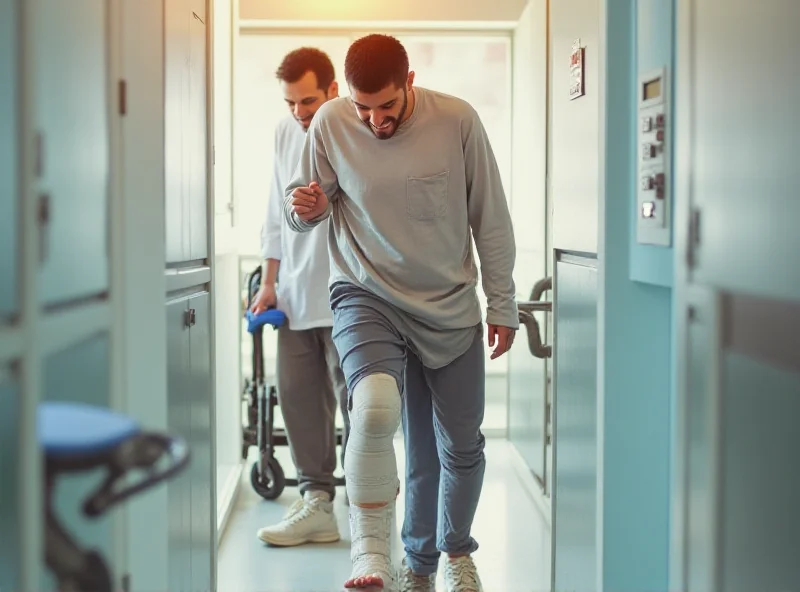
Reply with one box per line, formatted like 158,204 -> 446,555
669,0 -> 693,588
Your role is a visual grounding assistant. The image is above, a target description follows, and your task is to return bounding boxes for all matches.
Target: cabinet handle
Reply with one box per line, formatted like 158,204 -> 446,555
37,193 -> 51,264
184,308 -> 196,327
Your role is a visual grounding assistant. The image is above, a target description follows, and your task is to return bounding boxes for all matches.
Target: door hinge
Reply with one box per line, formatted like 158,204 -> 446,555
687,207 -> 701,269
118,79 -> 127,115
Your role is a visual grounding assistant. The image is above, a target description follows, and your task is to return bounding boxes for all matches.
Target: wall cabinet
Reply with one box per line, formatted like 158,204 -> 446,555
165,0 -> 209,265
0,0 -> 17,319
34,0 -> 111,306
167,292 -> 213,592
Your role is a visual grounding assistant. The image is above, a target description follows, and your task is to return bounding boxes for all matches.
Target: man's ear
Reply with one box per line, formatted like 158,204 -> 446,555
406,71 -> 416,91
328,81 -> 339,99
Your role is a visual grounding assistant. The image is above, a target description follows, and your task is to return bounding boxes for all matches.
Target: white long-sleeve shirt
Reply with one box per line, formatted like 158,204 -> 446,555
283,87 -> 518,368
261,116 -> 333,330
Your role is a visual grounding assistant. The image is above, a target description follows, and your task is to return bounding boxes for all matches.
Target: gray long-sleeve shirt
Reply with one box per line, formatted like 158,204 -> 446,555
284,87 -> 518,368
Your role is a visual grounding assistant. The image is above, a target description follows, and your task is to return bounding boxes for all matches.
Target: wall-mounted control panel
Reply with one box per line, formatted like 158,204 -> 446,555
636,67 -> 671,246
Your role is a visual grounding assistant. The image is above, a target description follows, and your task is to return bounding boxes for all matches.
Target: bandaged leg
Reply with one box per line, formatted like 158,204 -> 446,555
344,373 -> 402,590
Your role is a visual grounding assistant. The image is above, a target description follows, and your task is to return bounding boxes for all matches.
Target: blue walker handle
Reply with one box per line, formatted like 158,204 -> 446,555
245,308 -> 287,333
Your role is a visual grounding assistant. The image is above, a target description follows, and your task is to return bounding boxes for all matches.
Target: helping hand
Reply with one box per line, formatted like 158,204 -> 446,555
291,181 -> 329,221
487,324 -> 516,360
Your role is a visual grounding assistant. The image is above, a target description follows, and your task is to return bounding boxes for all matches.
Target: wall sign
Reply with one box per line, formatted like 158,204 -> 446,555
569,38 -> 585,100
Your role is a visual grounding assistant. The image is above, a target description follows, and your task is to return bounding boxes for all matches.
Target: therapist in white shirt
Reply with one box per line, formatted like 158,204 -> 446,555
251,47 -> 348,548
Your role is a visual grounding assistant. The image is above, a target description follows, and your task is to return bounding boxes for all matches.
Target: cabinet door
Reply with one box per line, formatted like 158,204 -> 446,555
165,0 -> 190,264
166,298 -> 191,591
188,291 -> 213,591
41,333 -> 112,591
0,0 -> 18,318
34,0 -> 110,306
188,0 -> 208,261
0,364 -> 19,592
553,257 -> 598,592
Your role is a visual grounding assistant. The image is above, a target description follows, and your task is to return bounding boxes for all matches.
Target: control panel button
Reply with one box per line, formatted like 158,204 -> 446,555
656,186 -> 665,199
655,173 -> 665,186
642,143 -> 656,160
642,201 -> 656,219
641,176 -> 654,190
656,130 -> 664,142
642,117 -> 653,132
656,113 -> 665,128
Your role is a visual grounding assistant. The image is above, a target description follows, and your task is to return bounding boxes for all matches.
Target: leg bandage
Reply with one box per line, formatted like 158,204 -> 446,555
344,373 -> 402,505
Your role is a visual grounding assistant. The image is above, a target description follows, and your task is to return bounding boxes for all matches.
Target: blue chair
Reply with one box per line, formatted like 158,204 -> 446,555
39,402 -> 190,592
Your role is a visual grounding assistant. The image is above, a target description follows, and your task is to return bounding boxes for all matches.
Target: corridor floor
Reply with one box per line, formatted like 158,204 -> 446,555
218,438 -> 551,592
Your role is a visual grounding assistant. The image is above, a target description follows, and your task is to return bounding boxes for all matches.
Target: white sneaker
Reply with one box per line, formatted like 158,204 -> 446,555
345,503 -> 396,591
256,490 -> 340,547
443,556 -> 482,592
397,557 -> 436,592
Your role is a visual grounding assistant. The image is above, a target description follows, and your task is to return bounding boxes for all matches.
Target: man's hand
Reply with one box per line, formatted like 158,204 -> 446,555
291,181 -> 329,221
487,323 -> 516,360
250,283 -> 277,315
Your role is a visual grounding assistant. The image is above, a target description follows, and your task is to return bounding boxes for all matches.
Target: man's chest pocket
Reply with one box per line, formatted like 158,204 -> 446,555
406,171 -> 449,221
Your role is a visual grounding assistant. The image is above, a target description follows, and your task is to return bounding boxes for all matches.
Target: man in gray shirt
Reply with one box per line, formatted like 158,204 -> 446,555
285,34 -> 518,592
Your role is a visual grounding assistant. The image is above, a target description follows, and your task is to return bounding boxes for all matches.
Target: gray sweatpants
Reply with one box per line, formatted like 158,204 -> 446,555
276,326 -> 350,498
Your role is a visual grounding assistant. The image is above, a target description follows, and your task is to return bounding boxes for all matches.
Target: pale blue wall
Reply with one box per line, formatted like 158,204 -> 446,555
600,0 -> 674,589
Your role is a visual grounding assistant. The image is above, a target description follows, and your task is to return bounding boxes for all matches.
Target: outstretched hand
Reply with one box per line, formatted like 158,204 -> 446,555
291,181 -> 329,221
487,323 -> 516,360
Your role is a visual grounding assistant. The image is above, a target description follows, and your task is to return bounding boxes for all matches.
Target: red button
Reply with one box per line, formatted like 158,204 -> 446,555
656,130 -> 664,142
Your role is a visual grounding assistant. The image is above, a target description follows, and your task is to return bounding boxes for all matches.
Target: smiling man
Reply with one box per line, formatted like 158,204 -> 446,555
252,47 -> 351,550
283,35 -> 518,592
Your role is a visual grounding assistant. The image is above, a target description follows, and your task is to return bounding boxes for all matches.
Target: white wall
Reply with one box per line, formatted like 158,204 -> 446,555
511,0 -> 548,298
239,0 -> 527,22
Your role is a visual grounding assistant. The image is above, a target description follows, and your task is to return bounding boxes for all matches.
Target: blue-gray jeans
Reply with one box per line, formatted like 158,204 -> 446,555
331,285 -> 486,577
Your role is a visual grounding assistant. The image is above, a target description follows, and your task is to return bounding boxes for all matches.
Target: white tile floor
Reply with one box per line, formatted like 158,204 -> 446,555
217,438 -> 551,592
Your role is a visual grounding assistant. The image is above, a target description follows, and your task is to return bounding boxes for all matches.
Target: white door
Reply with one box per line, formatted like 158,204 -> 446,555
676,1 -> 800,590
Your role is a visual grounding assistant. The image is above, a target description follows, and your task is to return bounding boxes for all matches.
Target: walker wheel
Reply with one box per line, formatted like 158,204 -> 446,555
250,458 -> 285,500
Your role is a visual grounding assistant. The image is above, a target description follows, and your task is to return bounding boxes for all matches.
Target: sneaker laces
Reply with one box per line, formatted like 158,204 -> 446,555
280,499 -> 305,521
398,560 -> 435,592
284,495 -> 330,526
445,556 -> 481,591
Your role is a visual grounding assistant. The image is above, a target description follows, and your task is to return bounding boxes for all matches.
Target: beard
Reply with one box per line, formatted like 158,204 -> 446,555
362,88 -> 408,140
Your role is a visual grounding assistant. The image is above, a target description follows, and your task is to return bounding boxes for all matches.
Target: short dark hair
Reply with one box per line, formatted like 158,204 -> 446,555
275,47 -> 335,90
344,34 -> 409,93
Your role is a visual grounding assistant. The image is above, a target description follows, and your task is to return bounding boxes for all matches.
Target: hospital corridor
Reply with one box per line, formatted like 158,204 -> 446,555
1,0 -> 799,591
